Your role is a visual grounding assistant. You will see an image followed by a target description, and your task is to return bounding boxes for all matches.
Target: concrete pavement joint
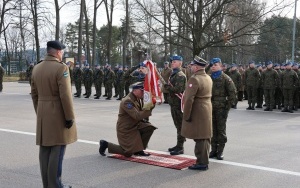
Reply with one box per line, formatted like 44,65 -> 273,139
1,128 -> 300,177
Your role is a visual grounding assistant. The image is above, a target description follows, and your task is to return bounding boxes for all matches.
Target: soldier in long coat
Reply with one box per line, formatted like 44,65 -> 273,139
181,56 -> 212,171
31,41 -> 77,188
73,62 -> 83,97
99,82 -> 157,157
161,61 -> 172,103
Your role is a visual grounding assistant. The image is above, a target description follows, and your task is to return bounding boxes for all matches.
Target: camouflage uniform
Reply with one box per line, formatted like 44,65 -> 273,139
103,67 -> 108,96
83,67 -> 93,98
211,71 -> 236,158
228,68 -> 241,108
256,68 -> 264,108
123,66 -> 138,95
104,68 -> 116,99
73,66 -> 83,97
274,67 -> 283,109
26,64 -> 34,86
164,68 -> 186,151
115,68 -> 124,99
161,66 -> 172,103
93,68 -> 104,98
238,67 -> 245,101
0,65 -> 5,92
261,67 -> 279,110
113,66 -> 119,97
245,66 -> 260,109
281,67 -> 298,112
293,67 -> 300,110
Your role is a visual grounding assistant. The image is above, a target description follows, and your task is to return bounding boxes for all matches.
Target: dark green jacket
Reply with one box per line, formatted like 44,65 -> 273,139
281,69 -> 298,89
261,68 -> 279,89
245,67 -> 260,88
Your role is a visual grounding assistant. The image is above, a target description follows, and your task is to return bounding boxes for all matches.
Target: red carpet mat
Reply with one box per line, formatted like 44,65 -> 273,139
108,152 -> 196,170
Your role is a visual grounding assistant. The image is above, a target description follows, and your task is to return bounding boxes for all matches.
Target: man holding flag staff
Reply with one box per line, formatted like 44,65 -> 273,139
164,55 -> 187,155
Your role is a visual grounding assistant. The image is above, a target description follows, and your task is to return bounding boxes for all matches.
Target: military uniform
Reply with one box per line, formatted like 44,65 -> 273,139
181,56 -> 212,170
238,66 -> 245,101
113,66 -> 119,97
104,66 -> 116,100
99,84 -> 156,157
115,67 -> 124,99
31,41 -> 77,188
82,65 -> 93,98
161,63 -> 172,103
292,64 -> 300,110
210,68 -> 236,160
93,66 -> 104,99
0,64 -> 4,92
281,63 -> 298,112
261,62 -> 279,111
274,64 -> 283,109
256,66 -> 264,108
26,64 -> 34,86
245,62 -> 260,110
164,55 -> 186,155
228,65 -> 241,108
73,63 -> 83,97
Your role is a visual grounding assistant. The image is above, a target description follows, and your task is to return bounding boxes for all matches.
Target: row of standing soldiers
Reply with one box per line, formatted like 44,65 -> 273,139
71,63 -> 142,100
221,61 -> 300,113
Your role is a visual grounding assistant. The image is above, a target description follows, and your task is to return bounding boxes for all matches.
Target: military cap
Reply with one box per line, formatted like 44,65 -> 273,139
248,60 -> 255,64
274,63 -> 279,67
293,63 -> 298,67
164,61 -> 169,64
131,82 -> 144,90
85,63 -> 89,66
171,55 -> 183,61
231,64 -> 237,67
190,55 -> 207,66
256,64 -> 262,68
119,65 -> 123,68
210,58 -> 221,65
75,62 -> 80,65
266,61 -> 273,65
47,40 -> 66,50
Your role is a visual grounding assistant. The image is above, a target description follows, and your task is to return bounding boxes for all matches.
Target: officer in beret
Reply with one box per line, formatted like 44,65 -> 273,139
73,62 -> 83,97
103,64 -> 116,100
281,62 -> 299,112
209,57 -> 236,160
228,64 -> 241,108
93,64 -> 104,99
161,61 -> 172,104
261,61 -> 279,111
164,55 -> 187,155
99,82 -> 157,157
292,63 -> 300,110
245,61 -> 260,110
31,40 -> 76,188
115,65 -> 125,100
82,63 -> 93,98
181,56 -> 212,170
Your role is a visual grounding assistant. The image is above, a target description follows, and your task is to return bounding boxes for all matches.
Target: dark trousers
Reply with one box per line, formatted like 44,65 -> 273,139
0,80 -> 3,92
211,107 -> 229,152
170,105 -> 185,148
163,93 -> 169,103
107,126 -> 155,157
238,91 -> 243,101
247,86 -> 257,105
283,89 -> 294,109
39,145 -> 66,188
194,139 -> 210,165
75,80 -> 82,95
94,80 -> 102,97
264,89 -> 275,108
257,88 -> 264,106
124,82 -> 130,95
275,87 -> 282,107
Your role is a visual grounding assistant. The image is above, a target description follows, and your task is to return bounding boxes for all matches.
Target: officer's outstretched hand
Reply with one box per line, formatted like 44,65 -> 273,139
65,120 -> 74,129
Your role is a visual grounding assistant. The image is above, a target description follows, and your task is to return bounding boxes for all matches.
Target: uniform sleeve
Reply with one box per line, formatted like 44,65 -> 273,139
182,77 -> 198,121
167,74 -> 186,94
226,76 -> 237,107
57,65 -> 75,120
121,99 -> 152,121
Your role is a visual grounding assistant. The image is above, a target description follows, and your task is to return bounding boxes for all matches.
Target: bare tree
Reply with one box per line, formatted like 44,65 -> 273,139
54,0 -> 74,40
92,0 -> 104,65
104,0 -> 115,64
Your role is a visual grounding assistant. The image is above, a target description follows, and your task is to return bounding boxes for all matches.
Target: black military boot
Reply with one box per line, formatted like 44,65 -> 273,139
289,107 -> 294,113
281,108 -> 289,112
83,93 -> 87,96
74,94 -> 81,98
251,104 -> 255,110
264,107 -> 270,111
170,147 -> 184,155
99,140 -> 108,156
277,105 -> 281,110
217,151 -> 224,160
168,146 -> 178,152
209,150 -> 218,158
246,105 -> 252,110
84,95 -> 90,98
94,94 -> 97,96
94,96 -> 100,99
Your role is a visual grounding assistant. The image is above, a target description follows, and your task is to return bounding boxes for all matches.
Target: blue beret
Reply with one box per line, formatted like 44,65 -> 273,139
274,63 -> 279,67
85,63 -> 89,66
256,64 -> 262,68
139,62 -> 147,67
75,62 -> 80,65
249,60 -> 255,64
125,66 -> 128,68
231,64 -> 237,67
47,40 -> 66,50
210,58 -> 221,65
286,62 -> 292,66
131,82 -> 144,90
119,65 -> 123,68
171,55 -> 183,61
190,55 -> 207,66
266,61 -> 273,65
293,63 -> 298,67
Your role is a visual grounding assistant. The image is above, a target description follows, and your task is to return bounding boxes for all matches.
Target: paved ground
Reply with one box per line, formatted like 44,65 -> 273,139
1,82 -> 300,188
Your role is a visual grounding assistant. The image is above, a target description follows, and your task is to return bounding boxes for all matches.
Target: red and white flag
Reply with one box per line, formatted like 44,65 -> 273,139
140,60 -> 163,110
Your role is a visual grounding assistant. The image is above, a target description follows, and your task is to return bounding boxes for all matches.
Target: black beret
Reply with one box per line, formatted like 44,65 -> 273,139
47,40 -> 66,50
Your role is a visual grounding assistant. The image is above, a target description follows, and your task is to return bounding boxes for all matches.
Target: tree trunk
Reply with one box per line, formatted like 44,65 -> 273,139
32,0 -> 40,62
54,0 -> 60,40
3,22 -> 10,75
122,0 -> 129,67
168,0 -> 173,56
83,0 -> 91,66
163,0 -> 167,61
104,0 -> 114,64
77,0 -> 84,65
